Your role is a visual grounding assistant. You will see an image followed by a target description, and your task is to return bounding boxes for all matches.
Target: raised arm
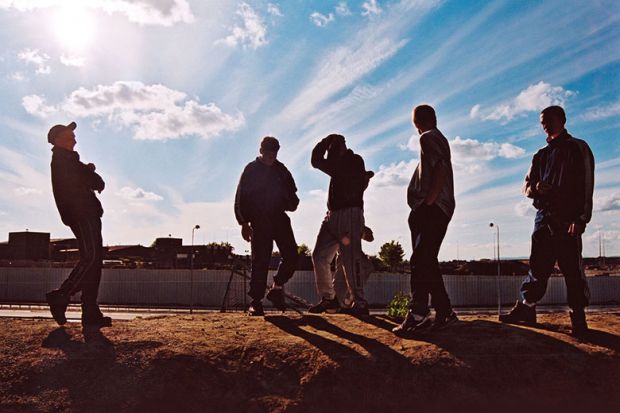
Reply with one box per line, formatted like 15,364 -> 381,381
311,136 -> 336,176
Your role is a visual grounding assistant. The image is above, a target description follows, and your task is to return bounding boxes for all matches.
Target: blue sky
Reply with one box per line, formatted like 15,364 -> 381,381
0,0 -> 619,260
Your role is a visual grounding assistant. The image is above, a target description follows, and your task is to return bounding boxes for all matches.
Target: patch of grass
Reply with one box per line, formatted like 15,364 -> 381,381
386,292 -> 411,321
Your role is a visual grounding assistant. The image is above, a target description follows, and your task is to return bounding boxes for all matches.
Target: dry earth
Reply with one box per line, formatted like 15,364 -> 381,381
1,312 -> 620,413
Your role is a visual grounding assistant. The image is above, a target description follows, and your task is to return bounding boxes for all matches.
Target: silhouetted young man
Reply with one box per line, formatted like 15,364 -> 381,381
393,105 -> 457,336
235,137 -> 300,316
309,134 -> 371,316
500,106 -> 594,337
45,122 -> 111,328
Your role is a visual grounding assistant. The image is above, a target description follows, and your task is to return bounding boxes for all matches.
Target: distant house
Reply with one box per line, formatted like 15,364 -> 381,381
8,231 -> 50,260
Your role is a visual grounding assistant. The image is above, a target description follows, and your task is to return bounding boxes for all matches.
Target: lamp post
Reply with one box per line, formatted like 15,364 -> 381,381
489,222 -> 501,315
190,224 -> 200,314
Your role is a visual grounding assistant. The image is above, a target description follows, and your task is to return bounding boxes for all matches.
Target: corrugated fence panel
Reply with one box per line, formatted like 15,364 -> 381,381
0,268 -> 618,307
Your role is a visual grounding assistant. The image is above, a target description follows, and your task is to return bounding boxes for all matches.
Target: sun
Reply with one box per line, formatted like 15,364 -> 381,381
51,5 -> 96,51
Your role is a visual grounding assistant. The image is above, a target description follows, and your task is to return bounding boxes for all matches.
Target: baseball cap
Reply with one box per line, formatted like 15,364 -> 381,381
260,136 -> 280,152
47,121 -> 76,144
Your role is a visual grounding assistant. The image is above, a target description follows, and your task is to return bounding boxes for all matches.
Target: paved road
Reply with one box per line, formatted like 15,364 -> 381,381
1,303 -> 618,321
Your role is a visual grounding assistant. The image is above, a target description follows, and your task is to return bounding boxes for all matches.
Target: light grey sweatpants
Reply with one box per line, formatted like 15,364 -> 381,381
312,207 -> 366,303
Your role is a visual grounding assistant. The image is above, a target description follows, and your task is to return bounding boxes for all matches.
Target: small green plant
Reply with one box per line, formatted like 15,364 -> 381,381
386,292 -> 411,320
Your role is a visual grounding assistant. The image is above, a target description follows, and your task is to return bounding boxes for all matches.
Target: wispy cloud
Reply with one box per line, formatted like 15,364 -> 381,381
361,0 -> 382,16
582,100 -> 620,121
14,187 -> 42,196
22,81 -> 245,141
0,0 -> 194,26
17,48 -> 51,74
471,81 -> 576,122
117,186 -> 163,202
310,11 -> 335,27
59,54 -> 85,67
336,2 -> 352,16
215,2 -> 268,49
595,193 -> 620,212
267,3 -> 283,17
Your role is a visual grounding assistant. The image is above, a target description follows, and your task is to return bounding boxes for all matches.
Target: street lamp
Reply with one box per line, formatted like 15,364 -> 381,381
190,224 -> 200,314
489,222 -> 501,315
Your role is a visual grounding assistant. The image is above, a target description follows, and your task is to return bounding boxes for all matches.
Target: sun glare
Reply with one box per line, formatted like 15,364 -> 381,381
51,5 -> 95,51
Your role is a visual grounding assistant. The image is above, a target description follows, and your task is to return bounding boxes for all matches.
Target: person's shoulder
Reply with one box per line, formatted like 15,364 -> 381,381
566,134 -> 593,155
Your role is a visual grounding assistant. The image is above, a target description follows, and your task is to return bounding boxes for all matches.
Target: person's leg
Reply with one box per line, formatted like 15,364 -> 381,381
500,225 -> 556,324
520,225 -> 557,304
426,206 -> 451,315
557,232 -> 590,335
78,217 -> 103,308
409,206 -> 434,316
58,221 -> 88,296
248,221 -> 273,302
311,214 -> 340,300
334,208 -> 366,305
272,213 -> 299,287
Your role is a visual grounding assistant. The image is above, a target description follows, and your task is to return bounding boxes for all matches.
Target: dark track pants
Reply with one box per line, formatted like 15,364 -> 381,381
520,224 -> 590,310
249,212 -> 298,300
409,204 -> 452,316
59,217 -> 103,306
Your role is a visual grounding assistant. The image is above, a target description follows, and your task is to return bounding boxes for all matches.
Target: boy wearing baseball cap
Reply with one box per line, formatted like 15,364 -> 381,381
45,121 -> 111,328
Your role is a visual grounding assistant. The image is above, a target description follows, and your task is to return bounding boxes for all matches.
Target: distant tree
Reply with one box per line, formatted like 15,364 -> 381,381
378,241 -> 405,272
368,255 -> 388,272
297,244 -> 312,257
206,242 -> 233,253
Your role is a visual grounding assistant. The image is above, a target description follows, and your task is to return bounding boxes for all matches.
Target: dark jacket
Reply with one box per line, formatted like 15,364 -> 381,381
234,158 -> 299,225
51,147 -> 104,226
524,130 -> 594,230
311,137 -> 368,211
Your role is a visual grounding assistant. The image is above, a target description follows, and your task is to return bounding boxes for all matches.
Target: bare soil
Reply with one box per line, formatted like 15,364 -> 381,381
1,312 -> 619,413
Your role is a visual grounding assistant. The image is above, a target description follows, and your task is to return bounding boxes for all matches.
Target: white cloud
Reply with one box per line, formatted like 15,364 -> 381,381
372,159 -> 416,188
336,2 -> 352,16
472,81 -> 576,122
310,11 -> 335,27
514,198 -> 535,217
0,0 -> 194,26
10,72 -> 25,81
60,55 -> 86,67
14,187 -> 42,196
267,3 -> 283,17
22,81 -> 245,141
22,95 -> 56,118
451,136 -> 526,163
117,186 -> 163,202
582,100 -> 620,121
215,2 -> 268,49
17,48 -> 51,74
595,193 -> 620,212
361,0 -> 382,16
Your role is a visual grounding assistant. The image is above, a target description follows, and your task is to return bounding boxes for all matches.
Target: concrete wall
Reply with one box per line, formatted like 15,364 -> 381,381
1,268 -> 619,308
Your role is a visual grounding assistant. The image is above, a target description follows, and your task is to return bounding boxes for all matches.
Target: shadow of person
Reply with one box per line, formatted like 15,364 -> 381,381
41,326 -> 72,349
264,315 -> 366,365
581,329 -> 620,352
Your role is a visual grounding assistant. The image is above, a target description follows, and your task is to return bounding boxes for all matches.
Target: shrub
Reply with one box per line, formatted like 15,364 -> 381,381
386,292 -> 411,320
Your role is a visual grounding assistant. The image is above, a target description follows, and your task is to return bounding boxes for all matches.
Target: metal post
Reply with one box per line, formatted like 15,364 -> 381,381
490,223 -> 501,315
190,224 -> 200,314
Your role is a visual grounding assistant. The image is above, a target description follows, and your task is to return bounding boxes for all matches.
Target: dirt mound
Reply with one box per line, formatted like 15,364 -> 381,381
1,312 -> 619,412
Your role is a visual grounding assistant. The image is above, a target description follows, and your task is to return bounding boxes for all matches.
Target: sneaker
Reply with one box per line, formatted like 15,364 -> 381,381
266,287 -> 286,311
499,300 -> 536,325
45,290 -> 69,326
570,309 -> 588,338
247,300 -> 265,316
392,310 -> 432,336
81,306 -> 112,328
431,310 -> 458,331
340,301 -> 369,316
308,297 -> 340,314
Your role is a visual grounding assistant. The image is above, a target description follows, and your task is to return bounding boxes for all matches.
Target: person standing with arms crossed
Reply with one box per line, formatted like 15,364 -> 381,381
45,121 -> 111,328
499,106 -> 594,337
393,105 -> 458,335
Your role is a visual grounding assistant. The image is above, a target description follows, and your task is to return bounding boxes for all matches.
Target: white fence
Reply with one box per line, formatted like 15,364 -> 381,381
1,268 -> 619,308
